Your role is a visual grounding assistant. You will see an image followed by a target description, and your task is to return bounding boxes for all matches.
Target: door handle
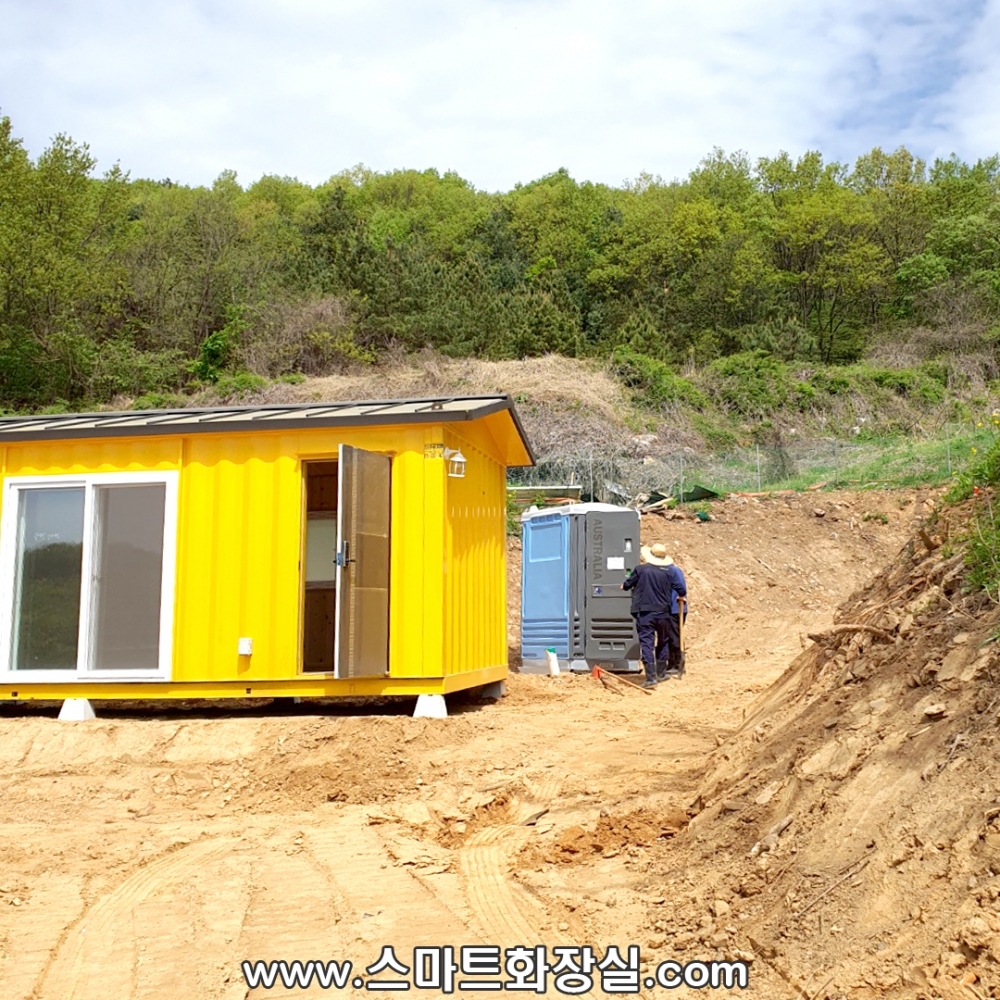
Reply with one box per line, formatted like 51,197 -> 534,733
337,542 -> 355,568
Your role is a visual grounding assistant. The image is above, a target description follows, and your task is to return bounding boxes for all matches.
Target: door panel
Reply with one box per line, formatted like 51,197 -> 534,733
520,515 -> 570,658
303,588 -> 337,671
335,445 -> 391,678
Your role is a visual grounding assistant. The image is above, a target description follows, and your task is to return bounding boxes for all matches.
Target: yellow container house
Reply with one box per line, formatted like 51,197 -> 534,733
0,395 -> 533,704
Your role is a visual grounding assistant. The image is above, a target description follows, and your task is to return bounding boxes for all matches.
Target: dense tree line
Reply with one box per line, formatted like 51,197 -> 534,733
2,114 -> 1000,409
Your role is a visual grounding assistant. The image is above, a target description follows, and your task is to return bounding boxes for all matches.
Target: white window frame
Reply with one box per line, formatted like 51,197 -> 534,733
0,471 -> 179,683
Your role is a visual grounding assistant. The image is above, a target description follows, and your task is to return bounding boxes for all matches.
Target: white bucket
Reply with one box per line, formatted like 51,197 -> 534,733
545,647 -> 560,676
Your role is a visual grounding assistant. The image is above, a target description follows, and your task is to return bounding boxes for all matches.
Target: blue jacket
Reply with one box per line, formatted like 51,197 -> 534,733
666,565 -> 687,615
622,562 -> 686,614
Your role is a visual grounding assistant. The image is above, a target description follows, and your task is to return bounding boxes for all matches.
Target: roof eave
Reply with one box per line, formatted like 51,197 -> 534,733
0,394 -> 538,466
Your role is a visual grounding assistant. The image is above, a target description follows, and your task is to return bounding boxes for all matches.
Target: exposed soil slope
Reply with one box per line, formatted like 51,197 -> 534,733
656,500 -> 1000,999
291,354 -> 639,458
524,496 -> 1000,999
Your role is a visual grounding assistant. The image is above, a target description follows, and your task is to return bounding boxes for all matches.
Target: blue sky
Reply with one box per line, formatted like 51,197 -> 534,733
1,0 -> 997,190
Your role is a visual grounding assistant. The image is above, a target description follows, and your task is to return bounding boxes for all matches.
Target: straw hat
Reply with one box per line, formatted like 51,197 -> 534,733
640,543 -> 673,566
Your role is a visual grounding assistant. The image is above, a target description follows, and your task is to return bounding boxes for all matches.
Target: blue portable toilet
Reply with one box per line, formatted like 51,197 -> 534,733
520,508 -> 572,660
520,503 -> 641,673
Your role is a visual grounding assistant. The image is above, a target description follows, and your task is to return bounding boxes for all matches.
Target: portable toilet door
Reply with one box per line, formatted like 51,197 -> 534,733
520,511 -> 571,669
583,508 -> 641,670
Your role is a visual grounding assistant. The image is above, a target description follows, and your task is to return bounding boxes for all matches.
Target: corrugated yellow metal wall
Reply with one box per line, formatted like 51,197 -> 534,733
442,426 -> 508,677
174,433 -> 303,682
0,421 -> 512,692
1,438 -> 181,476
176,425 -> 438,682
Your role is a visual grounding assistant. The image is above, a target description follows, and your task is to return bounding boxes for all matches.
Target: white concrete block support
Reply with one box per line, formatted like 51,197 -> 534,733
479,680 -> 506,700
413,694 -> 448,719
58,698 -> 96,722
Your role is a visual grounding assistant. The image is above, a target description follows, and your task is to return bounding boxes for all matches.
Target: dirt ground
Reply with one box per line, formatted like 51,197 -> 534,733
0,490 -> 928,999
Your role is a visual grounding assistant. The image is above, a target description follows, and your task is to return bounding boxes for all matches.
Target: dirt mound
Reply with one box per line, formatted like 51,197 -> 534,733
615,498 -> 1000,998
550,808 -> 690,862
298,354 -> 627,421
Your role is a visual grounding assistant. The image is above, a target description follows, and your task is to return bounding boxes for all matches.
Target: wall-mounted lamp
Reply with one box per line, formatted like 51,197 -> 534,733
444,447 -> 467,478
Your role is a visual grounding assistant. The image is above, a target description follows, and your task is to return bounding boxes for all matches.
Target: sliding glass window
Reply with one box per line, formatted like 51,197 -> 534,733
0,473 -> 178,681
11,488 -> 85,671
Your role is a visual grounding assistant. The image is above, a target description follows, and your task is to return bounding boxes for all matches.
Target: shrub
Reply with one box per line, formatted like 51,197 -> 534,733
792,380 -> 817,407
37,399 -> 72,415
740,317 -> 816,361
919,360 -> 949,386
190,306 -> 250,383
690,413 -> 738,450
868,367 -> 915,393
237,297 -> 376,375
702,350 -> 798,417
86,341 -> 188,399
807,368 -> 852,395
609,347 -> 706,409
213,372 -> 268,399
965,497 -> 1000,600
505,491 -> 522,536
804,362 -> 948,406
954,440 -> 1000,599
850,363 -> 947,404
132,391 -> 188,411
947,436 -> 1000,503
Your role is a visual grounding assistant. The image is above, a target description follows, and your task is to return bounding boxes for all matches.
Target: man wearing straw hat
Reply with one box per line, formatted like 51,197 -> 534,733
621,543 -> 686,689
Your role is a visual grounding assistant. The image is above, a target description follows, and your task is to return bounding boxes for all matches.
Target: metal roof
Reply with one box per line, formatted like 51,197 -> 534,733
521,502 -> 633,520
0,394 -> 536,464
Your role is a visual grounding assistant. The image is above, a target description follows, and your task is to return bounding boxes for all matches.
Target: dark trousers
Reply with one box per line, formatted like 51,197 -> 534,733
635,611 -> 670,682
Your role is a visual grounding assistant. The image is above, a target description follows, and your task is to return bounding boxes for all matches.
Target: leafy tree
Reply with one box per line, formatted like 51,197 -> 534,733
2,112 -> 1000,412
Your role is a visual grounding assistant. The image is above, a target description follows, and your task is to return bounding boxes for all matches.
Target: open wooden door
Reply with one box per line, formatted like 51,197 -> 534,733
335,445 -> 391,678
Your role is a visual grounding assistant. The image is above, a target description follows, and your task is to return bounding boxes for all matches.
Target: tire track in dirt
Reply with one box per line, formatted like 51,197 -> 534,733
37,838 -> 235,1000
453,776 -> 669,1000
457,775 -> 570,948
459,825 -> 543,944
2,875 -> 85,1000
238,829 -> 352,999
305,812 -> 474,951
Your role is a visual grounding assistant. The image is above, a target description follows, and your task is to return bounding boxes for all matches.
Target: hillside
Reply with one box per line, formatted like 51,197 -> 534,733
668,500 -> 1000,998
223,352 -> 1000,500
512,493 -> 1000,999
4,111 -> 1000,421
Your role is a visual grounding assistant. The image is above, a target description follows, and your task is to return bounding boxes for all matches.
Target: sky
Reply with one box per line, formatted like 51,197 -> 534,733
1,0 -> 998,191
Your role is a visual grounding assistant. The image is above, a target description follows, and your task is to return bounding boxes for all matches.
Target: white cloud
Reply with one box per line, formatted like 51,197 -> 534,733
0,0 -> 995,189
942,0 -> 1000,164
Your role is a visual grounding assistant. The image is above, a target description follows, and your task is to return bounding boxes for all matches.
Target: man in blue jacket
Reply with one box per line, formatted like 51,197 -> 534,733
621,542 -> 687,688
663,559 -> 687,679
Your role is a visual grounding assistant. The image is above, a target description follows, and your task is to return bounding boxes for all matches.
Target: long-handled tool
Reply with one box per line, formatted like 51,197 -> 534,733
676,597 -> 686,674
591,665 -> 654,696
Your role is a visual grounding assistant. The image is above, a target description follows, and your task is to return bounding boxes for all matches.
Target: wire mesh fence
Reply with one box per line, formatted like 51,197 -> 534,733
508,423 -> 994,505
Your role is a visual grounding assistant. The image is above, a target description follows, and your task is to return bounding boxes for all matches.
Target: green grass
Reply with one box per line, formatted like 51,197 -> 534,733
673,423 -> 1000,497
